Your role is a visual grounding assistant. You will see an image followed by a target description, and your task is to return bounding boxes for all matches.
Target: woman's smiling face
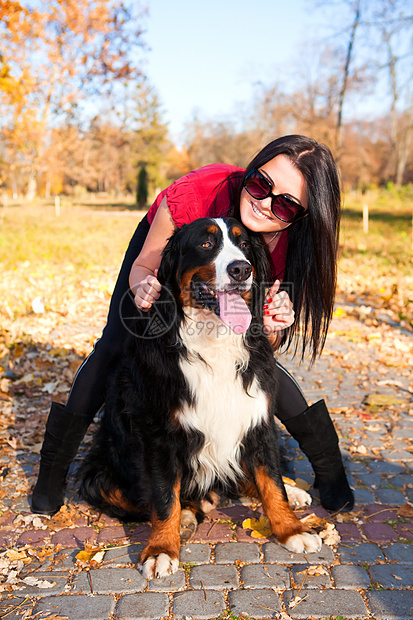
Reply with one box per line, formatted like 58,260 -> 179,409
239,154 -> 308,236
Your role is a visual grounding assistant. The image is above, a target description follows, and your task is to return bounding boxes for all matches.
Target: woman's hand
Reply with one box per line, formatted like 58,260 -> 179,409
263,279 -> 295,333
134,270 -> 161,310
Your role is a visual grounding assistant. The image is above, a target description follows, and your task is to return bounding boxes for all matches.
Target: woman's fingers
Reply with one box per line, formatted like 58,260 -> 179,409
263,281 -> 295,331
134,275 -> 161,310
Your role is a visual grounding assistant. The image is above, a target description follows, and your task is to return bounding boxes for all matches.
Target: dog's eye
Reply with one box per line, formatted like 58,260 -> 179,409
239,241 -> 249,249
201,241 -> 214,249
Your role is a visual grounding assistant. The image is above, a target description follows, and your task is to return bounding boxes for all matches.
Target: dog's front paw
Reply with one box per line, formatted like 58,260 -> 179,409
284,483 -> 312,509
281,532 -> 322,554
139,553 -> 179,579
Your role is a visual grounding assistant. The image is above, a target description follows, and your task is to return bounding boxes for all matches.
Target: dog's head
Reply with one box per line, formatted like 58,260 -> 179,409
157,217 -> 268,335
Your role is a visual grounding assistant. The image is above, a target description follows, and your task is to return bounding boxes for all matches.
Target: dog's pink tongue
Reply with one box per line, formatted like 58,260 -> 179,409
217,292 -> 252,334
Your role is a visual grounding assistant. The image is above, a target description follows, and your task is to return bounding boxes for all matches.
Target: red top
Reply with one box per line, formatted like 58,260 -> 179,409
147,164 -> 288,282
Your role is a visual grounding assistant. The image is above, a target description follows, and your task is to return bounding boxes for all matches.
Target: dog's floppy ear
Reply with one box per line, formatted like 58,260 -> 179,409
157,225 -> 187,288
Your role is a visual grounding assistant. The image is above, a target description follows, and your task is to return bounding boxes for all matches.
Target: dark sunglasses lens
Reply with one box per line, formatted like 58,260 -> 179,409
245,172 -> 270,200
272,196 -> 302,222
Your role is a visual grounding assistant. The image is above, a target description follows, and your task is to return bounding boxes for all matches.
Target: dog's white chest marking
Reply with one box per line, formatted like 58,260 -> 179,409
177,309 -> 268,493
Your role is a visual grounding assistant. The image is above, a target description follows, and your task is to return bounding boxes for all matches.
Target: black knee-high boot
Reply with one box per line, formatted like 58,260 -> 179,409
31,402 -> 92,515
283,399 -> 354,512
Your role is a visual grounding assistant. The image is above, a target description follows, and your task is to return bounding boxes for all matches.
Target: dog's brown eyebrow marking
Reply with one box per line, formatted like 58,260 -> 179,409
232,226 -> 242,236
207,224 -> 218,234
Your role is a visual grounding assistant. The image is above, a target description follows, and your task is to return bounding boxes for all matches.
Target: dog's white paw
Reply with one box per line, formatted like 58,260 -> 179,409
284,483 -> 312,509
139,553 -> 179,579
281,532 -> 322,554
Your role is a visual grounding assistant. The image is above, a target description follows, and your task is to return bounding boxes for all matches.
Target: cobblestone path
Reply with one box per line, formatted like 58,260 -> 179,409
0,309 -> 412,619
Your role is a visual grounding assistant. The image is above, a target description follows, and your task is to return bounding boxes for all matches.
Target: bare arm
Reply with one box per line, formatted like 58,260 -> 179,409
129,197 -> 175,309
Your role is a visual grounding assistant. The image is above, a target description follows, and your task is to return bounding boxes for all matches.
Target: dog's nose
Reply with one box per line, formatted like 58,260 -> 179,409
227,260 -> 252,282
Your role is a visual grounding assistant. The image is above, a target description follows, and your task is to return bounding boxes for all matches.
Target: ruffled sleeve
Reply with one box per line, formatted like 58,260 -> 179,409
147,164 -> 243,226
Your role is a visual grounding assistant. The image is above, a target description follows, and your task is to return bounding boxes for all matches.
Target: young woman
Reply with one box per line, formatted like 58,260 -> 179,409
31,135 -> 354,517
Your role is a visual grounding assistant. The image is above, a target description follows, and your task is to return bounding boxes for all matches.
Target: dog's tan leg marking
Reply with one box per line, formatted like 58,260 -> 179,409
138,480 -> 181,579
254,466 -> 321,553
101,488 -> 138,513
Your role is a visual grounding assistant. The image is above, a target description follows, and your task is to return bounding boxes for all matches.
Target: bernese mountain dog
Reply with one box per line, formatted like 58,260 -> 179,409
78,217 -> 322,579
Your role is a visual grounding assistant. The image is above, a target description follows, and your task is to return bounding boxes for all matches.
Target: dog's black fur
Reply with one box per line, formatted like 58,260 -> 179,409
78,217 -> 313,574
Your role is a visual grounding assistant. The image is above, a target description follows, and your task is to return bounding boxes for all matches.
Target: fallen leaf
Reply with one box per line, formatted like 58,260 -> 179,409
299,513 -> 328,530
398,503 -> 413,518
76,544 -> 106,566
242,516 -> 272,539
21,576 -> 55,588
319,522 -> 341,546
365,393 -> 406,407
307,565 -> 329,576
295,478 -> 311,491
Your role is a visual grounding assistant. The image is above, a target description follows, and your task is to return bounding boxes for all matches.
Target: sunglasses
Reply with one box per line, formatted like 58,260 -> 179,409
243,169 -> 308,223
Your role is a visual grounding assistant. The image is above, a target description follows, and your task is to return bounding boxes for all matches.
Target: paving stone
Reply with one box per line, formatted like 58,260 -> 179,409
148,569 -> 186,591
179,543 -> 211,564
33,594 -> 116,620
115,592 -> 169,620
363,504 -> 399,521
263,542 -> 311,564
13,571 -> 68,596
367,590 -> 413,620
338,542 -> 385,564
368,461 -> 406,474
96,525 -> 130,544
284,459 -> 314,474
0,597 -> 33,620
370,564 -> 413,587
50,526 -> 97,547
375,488 -> 407,504
229,589 -> 281,617
353,487 -> 376,504
396,522 -> 413,541
210,502 -> 260,522
0,511 -> 16,526
189,564 -> 239,589
346,460 -> 370,474
357,472 -> 384,488
290,563 -> 331,588
283,588 -> 368,618
44,547 -> 80,570
331,564 -> 371,588
241,564 -> 290,589
383,542 -> 413,564
394,428 -> 413,439
102,543 -> 142,567
303,544 -> 335,564
215,541 -> 261,563
362,522 -> 398,542
171,590 -> 226,619
129,524 -> 151,543
335,522 -> 363,542
381,449 -> 413,461
388,473 -> 413,487
0,529 -> 14,549
191,520 -> 234,542
71,567 -> 146,594
16,528 -> 51,546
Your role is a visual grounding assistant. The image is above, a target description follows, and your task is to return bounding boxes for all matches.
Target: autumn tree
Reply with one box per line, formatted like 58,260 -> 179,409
0,0 -> 145,198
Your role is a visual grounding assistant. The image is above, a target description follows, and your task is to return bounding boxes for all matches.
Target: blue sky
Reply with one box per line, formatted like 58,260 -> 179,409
143,0 -> 326,141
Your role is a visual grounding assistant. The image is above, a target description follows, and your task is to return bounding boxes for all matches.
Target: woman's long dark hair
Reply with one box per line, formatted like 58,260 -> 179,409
234,135 -> 341,362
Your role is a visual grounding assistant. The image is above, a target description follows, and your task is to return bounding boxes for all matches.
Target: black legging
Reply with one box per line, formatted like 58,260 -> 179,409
66,215 -> 308,422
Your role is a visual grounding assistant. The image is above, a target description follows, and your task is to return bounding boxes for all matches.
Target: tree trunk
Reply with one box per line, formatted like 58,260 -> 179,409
26,170 -> 37,202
